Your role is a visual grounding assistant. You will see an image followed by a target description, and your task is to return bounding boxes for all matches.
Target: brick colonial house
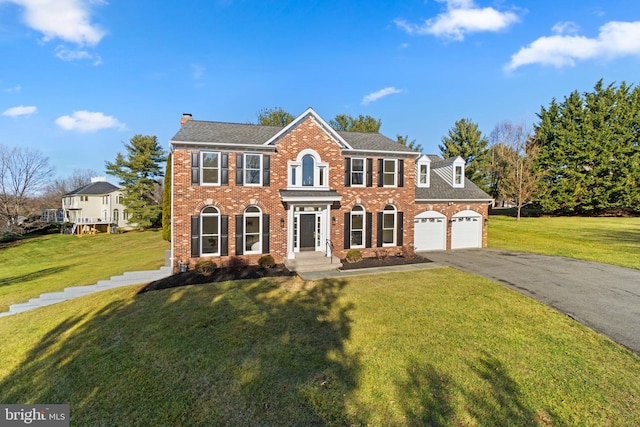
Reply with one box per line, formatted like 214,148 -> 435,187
169,108 -> 492,273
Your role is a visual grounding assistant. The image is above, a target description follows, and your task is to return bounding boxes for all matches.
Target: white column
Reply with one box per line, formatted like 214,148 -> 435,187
287,205 -> 295,259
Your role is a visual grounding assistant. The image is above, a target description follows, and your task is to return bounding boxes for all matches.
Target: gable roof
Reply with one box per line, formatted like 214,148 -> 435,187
170,108 -> 418,155
65,181 -> 120,196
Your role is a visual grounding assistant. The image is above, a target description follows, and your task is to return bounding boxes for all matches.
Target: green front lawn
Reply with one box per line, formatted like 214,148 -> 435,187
488,215 -> 640,270
1,270 -> 638,426
0,231 -> 169,312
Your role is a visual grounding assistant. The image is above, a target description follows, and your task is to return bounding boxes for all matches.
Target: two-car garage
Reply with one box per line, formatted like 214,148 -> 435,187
414,209 -> 483,251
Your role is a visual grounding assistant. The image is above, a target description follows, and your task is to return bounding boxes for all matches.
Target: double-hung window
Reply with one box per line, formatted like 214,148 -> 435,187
383,159 -> 396,187
454,165 -> 463,185
351,158 -> 365,186
244,206 -> 261,253
202,152 -> 220,185
201,206 -> 220,255
382,204 -> 396,246
350,206 -> 365,248
244,154 -> 262,185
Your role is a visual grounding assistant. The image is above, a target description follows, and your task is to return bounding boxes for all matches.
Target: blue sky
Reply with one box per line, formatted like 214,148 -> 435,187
1,0 -> 639,180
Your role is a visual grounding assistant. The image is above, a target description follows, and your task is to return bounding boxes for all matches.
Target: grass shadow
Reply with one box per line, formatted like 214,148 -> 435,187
0,277 -> 362,425
0,265 -> 74,287
396,352 -> 561,426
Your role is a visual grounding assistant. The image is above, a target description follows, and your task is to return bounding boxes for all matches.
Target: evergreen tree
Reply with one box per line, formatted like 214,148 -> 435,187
439,118 -> 490,190
162,153 -> 172,241
106,135 -> 167,229
396,134 -> 422,153
535,79 -> 640,214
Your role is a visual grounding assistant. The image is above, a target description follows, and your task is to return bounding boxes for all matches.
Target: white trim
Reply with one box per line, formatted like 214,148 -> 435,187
416,199 -> 494,203
243,153 -> 263,186
416,155 -> 431,188
350,205 -> 365,248
453,156 -> 465,188
263,107 -> 353,149
381,204 -> 397,247
243,205 -> 262,254
343,149 -> 420,157
350,157 -> 366,187
382,158 -> 397,187
200,151 -> 221,186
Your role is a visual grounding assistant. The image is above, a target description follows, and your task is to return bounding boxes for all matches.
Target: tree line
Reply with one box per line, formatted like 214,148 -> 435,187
2,80 -> 637,240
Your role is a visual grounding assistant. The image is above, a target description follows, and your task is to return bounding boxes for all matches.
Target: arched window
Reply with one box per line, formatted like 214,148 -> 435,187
201,206 -> 220,255
350,205 -> 365,248
302,154 -> 315,186
382,204 -> 396,246
244,206 -> 262,253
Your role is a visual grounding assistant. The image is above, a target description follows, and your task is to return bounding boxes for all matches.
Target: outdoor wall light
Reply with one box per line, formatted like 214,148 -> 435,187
332,216 -> 337,225
280,218 -> 285,228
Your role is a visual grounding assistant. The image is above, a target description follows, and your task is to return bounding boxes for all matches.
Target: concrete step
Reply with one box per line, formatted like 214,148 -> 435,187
0,265 -> 172,317
284,252 -> 343,272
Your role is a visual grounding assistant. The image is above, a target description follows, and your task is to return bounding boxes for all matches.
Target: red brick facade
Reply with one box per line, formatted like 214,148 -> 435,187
171,110 -> 491,272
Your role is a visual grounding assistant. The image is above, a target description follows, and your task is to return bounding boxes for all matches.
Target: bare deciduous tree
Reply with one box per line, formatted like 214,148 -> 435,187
0,145 -> 54,229
489,121 -> 540,221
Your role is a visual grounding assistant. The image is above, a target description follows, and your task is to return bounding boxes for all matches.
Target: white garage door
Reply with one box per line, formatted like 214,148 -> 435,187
414,211 -> 446,251
451,210 -> 482,249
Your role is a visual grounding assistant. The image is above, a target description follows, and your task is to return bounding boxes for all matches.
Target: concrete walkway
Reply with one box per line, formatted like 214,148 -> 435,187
0,265 -> 171,318
423,249 -> 640,355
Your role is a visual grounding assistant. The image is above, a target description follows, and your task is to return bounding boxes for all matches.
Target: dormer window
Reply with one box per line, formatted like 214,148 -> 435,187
416,155 -> 431,188
452,156 -> 465,188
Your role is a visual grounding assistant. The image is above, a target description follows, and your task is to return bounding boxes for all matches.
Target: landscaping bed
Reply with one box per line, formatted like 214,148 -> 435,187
137,264 -> 295,293
339,253 -> 431,270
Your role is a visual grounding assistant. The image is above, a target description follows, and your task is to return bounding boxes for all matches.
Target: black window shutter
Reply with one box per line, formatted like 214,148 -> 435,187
344,158 -> 351,187
262,214 -> 270,254
220,215 -> 229,256
377,211 -> 383,247
377,159 -> 383,187
235,153 -> 243,186
365,212 -> 372,248
191,215 -> 200,257
263,155 -> 270,187
235,215 -> 243,255
221,153 -> 229,186
366,158 -> 373,187
191,152 -> 200,185
343,212 -> 350,249
397,211 -> 404,246
398,160 -> 404,187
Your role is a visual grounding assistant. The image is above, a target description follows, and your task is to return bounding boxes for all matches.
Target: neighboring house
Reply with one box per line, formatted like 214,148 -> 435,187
62,177 -> 134,233
170,108 -> 492,273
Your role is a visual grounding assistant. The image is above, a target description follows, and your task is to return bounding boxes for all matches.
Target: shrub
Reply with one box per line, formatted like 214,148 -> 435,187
345,249 -> 363,263
374,248 -> 389,260
400,245 -> 416,259
258,254 -> 275,268
195,260 -> 216,275
226,256 -> 248,272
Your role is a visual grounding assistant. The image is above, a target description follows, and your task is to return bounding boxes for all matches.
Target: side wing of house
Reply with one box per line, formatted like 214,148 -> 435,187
414,155 -> 493,251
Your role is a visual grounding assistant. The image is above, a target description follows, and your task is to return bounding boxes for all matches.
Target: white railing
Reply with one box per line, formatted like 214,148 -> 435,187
73,217 -> 117,224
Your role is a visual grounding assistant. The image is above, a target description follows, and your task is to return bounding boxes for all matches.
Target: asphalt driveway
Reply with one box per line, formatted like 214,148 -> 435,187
421,249 -> 640,355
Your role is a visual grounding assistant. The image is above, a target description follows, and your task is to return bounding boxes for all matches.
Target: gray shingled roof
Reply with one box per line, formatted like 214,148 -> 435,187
65,181 -> 120,196
279,189 -> 342,199
416,173 -> 492,201
171,120 -> 417,154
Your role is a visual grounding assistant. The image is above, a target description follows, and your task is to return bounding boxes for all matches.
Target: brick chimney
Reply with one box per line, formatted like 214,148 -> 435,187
180,113 -> 192,126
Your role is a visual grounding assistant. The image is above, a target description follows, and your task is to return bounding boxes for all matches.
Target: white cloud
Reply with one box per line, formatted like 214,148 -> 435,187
506,21 -> 640,71
552,21 -> 580,35
394,0 -> 519,41
55,45 -> 102,65
55,110 -> 125,132
2,105 -> 37,117
362,87 -> 405,105
3,0 -> 105,46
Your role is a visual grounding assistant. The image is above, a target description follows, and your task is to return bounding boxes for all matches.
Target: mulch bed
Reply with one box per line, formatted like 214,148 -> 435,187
137,255 -> 433,293
339,254 -> 432,270
137,264 -> 296,294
